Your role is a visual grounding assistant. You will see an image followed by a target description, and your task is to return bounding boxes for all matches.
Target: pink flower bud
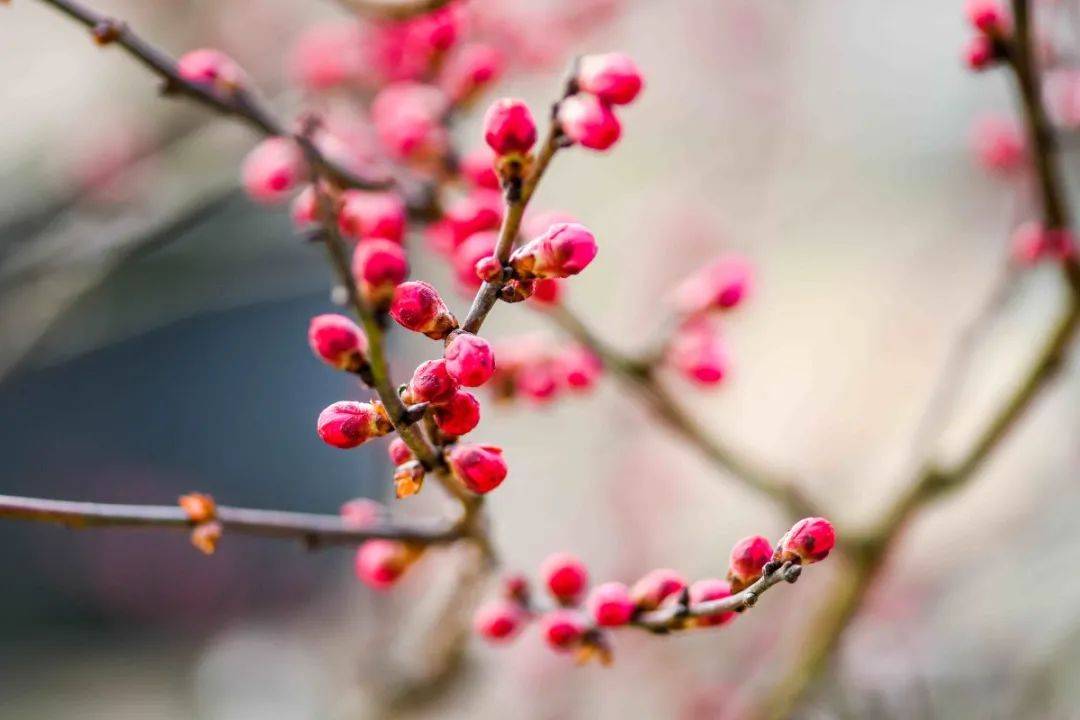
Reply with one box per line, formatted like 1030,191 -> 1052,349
241,138 -> 305,205
407,359 -> 459,405
433,390 -> 481,436
340,497 -> 383,527
338,190 -> 407,243
453,231 -> 499,291
483,98 -> 537,156
442,43 -> 505,105
668,318 -> 728,386
778,517 -> 836,565
475,255 -> 504,283
371,82 -> 450,160
388,437 -> 413,466
444,333 -> 496,387
288,22 -> 365,91
539,552 -> 589,603
351,239 -> 409,305
354,539 -> 413,590
577,52 -> 643,105
510,223 -> 599,279
965,0 -> 1006,32
970,115 -> 1025,175
308,314 -> 368,372
177,48 -> 245,89
291,185 -> 318,230
728,535 -> 773,585
689,579 -> 735,627
445,190 -> 503,247
460,147 -> 500,190
317,401 -> 390,449
389,281 -> 458,339
539,609 -> 587,652
557,345 -> 602,391
447,444 -> 508,494
964,35 -> 997,71
586,582 -> 635,627
1010,221 -> 1076,265
473,598 -> 525,642
558,94 -> 621,151
516,361 -> 561,403
671,255 -> 754,316
630,568 -> 687,610
528,278 -> 564,306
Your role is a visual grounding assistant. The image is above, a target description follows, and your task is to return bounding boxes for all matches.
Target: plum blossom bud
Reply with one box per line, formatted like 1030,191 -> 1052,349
393,460 -> 426,498
407,359 -> 460,405
445,190 -> 503,248
630,568 -> 687,610
539,609 -> 587,652
557,94 -> 621,150
444,333 -> 496,387
308,314 -> 368,372
338,190 -> 407,243
317,401 -> 391,449
447,444 -> 507,493
388,437 -> 413,466
965,0 -> 1006,32
1010,221 -> 1076,265
475,255 -> 504,283
340,497 -> 383,527
689,579 -> 735,627
671,255 -> 753,316
557,345 -> 602,391
177,48 -> 245,90
483,98 -> 537,156
473,598 -> 526,642
539,552 -> 589,603
371,82 -> 450,160
354,539 -> 417,590
964,35 -> 997,71
586,582 -> 635,627
777,517 -> 836,565
454,231 -> 498,291
390,281 -> 458,339
728,535 -> 773,590
433,390 -> 481,436
516,361 -> 560,403
577,52 -> 643,105
442,43 -> 505,105
288,22 -> 365,91
460,147 -> 500,190
668,318 -> 728,386
970,115 -> 1025,175
241,138 -> 305,204
510,223 -> 599,279
528,278 -> 564,306
291,185 -> 318,230
351,239 -> 409,306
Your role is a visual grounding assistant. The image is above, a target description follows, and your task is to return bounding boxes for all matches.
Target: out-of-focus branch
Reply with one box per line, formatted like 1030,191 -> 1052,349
31,0 -> 392,192
544,304 -> 820,520
0,494 -> 462,548
339,0 -> 456,21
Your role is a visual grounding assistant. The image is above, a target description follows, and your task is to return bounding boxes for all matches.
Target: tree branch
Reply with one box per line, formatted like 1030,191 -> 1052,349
0,494 -> 461,548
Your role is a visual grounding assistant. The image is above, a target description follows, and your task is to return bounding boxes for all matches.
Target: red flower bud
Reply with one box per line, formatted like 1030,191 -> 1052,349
371,81 -> 450,160
177,48 -> 245,89
556,345 -> 602,391
630,568 -> 687,610
483,98 -> 537,156
445,190 -> 503,248
689,579 -> 735,627
433,389 -> 481,436
474,255 -> 503,283
389,281 -> 458,339
241,137 -> 305,205
539,552 -> 589,603
671,255 -> 753,316
473,598 -> 525,642
460,146 -> 500,190
539,609 -> 587,652
308,314 -> 368,372
351,239 -> 409,306
354,539 -> 416,590
453,231 -> 499,291
447,444 -> 507,493
338,190 -> 407,243
510,223 -> 599,279
387,437 -> 414,466
965,0 -> 1006,32
586,581 -> 635,627
291,185 -> 318,230
778,517 -> 836,565
527,278 -> 564,306
970,115 -> 1025,175
558,94 -> 621,151
728,535 -> 773,587
668,318 -> 728,386
964,34 -> 997,71
577,52 -> 643,106
407,359 -> 460,405
444,333 -> 496,387
316,401 -> 390,449
441,42 -> 505,105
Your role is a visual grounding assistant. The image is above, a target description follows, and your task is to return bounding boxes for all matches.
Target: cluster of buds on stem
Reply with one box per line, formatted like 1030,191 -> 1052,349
962,0 -> 1010,71
488,335 -> 602,404
555,53 -> 643,151
473,518 -> 835,663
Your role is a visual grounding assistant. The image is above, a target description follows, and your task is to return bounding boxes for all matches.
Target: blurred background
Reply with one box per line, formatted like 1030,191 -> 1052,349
2,0 -> 1080,717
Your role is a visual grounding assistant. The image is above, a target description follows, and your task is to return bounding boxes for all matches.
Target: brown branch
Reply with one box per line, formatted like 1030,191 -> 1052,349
0,494 -> 461,548
33,0 -> 392,192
